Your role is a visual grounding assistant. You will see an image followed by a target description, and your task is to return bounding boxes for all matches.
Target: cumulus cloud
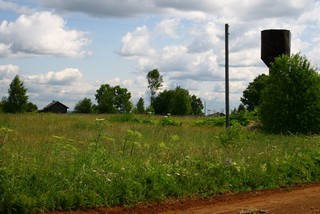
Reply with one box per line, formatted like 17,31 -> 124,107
26,68 -> 83,85
0,0 -> 35,14
38,0 -> 317,21
0,11 -> 91,58
22,68 -> 97,108
0,64 -> 20,98
119,26 -> 155,57
0,64 -> 19,79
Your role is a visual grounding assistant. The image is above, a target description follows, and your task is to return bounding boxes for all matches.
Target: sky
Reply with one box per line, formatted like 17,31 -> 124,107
1,0 -> 320,113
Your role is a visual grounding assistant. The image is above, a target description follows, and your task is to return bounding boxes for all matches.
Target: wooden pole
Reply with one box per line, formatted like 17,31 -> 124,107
225,24 -> 230,129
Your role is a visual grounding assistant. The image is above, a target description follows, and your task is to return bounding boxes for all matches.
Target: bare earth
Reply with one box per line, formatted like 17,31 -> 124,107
50,183 -> 320,214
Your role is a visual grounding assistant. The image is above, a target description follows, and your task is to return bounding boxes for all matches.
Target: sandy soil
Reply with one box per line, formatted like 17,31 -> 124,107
49,183 -> 320,214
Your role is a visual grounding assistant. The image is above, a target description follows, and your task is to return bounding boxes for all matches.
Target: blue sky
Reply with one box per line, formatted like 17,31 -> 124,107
1,0 -> 320,112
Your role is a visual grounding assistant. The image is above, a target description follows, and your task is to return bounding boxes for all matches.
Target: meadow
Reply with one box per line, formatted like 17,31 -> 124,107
0,113 -> 320,213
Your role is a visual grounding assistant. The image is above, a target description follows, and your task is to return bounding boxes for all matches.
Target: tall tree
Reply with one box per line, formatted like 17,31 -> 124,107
153,86 -> 201,115
95,84 -> 132,113
95,84 -> 116,113
260,53 -> 320,134
240,74 -> 269,111
170,87 -> 192,115
136,97 -> 145,114
191,95 -> 204,115
146,69 -> 163,106
113,85 -> 132,113
74,98 -> 93,113
3,75 -> 28,113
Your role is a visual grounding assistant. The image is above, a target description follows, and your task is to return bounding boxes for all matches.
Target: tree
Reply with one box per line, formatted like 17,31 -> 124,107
136,97 -> 145,114
74,98 -> 93,113
113,85 -> 132,113
95,84 -> 132,113
95,84 -> 115,113
240,74 -> 269,111
26,102 -> 38,112
3,75 -> 28,113
170,87 -> 192,115
260,53 -> 320,134
191,95 -> 204,115
146,69 -> 163,106
153,86 -> 201,115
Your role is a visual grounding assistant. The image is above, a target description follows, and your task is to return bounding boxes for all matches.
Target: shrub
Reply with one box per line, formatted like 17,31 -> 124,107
260,53 -> 320,134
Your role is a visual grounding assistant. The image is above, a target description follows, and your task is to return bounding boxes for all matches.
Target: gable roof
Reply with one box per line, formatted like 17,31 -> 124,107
42,100 -> 69,110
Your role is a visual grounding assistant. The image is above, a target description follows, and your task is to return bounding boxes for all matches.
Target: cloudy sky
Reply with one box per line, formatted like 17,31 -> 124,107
1,0 -> 320,112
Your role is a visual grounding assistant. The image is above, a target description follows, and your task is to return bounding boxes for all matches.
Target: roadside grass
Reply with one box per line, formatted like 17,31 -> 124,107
0,113 -> 320,213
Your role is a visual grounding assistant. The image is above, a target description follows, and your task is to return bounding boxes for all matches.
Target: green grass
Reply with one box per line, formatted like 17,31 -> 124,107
0,113 -> 320,213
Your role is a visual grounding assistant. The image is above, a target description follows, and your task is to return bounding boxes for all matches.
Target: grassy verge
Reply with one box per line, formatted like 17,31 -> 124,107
0,113 -> 320,213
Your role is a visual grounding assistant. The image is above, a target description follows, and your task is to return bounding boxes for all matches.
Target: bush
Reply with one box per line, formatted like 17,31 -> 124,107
260,53 -> 320,134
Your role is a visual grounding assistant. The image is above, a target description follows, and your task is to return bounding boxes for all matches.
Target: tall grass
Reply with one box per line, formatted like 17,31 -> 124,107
0,113 -> 320,213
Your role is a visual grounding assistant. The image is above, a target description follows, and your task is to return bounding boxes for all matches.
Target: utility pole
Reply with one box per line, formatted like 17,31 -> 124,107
225,23 -> 230,129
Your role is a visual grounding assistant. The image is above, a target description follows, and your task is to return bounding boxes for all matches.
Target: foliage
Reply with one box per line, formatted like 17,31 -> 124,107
260,53 -> 320,134
95,84 -> 132,114
241,74 -> 269,111
26,102 -> 38,112
195,111 -> 257,127
146,69 -> 163,106
153,86 -> 203,115
135,97 -> 145,114
2,75 -> 29,113
1,114 -> 320,212
191,95 -> 204,115
74,98 -> 93,113
160,116 -> 182,126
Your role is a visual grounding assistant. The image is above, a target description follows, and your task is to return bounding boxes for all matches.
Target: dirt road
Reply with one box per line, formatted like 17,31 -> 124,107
50,183 -> 320,214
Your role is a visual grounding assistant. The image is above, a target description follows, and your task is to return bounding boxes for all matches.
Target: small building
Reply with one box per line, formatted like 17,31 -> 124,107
40,101 -> 69,113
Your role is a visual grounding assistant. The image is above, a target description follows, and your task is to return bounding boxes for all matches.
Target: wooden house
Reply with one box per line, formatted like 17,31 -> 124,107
40,101 -> 69,113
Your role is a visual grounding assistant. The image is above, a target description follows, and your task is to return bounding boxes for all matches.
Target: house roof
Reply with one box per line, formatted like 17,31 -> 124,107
42,100 -> 69,110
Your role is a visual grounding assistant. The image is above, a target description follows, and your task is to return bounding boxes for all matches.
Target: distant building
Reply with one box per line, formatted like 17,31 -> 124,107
39,101 -> 69,113
207,112 -> 225,117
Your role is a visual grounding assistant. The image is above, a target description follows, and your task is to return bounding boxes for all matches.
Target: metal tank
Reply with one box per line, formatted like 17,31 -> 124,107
261,29 -> 291,67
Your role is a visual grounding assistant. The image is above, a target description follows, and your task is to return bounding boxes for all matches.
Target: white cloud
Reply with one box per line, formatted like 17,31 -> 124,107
119,25 -> 155,57
0,11 -> 91,58
26,68 -> 83,85
23,68 -> 96,109
0,64 -> 20,98
0,64 -> 19,79
0,0 -> 35,14
155,19 -> 180,38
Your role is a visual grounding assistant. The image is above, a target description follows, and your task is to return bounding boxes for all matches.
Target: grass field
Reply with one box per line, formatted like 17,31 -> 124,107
1,113 -> 320,213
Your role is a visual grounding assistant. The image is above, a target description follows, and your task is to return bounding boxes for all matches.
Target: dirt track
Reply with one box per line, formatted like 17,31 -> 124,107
50,183 -> 320,214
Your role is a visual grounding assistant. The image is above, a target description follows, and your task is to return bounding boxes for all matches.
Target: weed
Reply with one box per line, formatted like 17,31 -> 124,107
0,127 -> 13,149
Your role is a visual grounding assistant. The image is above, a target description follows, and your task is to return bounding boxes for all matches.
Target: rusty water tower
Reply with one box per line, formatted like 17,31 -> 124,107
261,29 -> 291,67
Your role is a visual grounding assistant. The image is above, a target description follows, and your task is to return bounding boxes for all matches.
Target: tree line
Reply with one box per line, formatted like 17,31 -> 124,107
0,69 -> 204,115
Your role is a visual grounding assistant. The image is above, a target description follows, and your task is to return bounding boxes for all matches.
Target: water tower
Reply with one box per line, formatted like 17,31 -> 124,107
261,29 -> 291,68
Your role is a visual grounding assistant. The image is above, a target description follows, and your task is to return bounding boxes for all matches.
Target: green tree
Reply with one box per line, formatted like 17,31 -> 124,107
136,97 -> 145,114
240,74 -> 269,111
191,95 -> 204,115
26,102 -> 38,112
170,87 -> 192,115
3,75 -> 29,113
113,85 -> 132,113
153,86 -> 200,115
260,53 -> 320,134
74,98 -> 93,113
95,84 -> 116,113
95,84 -> 132,113
153,89 -> 174,114
146,69 -> 163,106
